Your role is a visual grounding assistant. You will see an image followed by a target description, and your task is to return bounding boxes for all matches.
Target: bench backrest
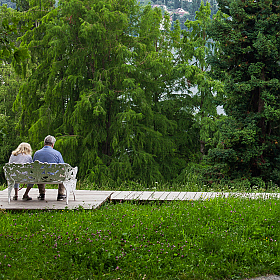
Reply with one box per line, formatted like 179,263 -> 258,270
3,160 -> 78,184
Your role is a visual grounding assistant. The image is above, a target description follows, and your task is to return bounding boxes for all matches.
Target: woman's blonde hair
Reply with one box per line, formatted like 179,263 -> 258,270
12,143 -> 32,156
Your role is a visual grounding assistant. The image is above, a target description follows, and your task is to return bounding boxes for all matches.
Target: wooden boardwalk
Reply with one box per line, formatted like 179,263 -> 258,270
0,188 -> 280,210
0,188 -> 113,210
110,191 -> 280,201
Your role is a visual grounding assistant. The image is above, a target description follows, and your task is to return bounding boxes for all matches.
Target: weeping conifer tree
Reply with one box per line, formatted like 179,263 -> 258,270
15,0 -> 195,185
180,1 -> 224,158
206,0 -> 280,185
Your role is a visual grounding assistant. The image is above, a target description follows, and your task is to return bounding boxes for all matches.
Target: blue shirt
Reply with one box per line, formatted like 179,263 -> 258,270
33,146 -> 64,164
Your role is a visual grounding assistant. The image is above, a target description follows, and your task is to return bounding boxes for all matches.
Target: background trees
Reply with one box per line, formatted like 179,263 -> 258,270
3,0 -> 280,188
0,4 -> 29,68
179,2 -> 224,158
206,0 -> 280,185
11,0 -> 199,186
0,5 -> 28,182
0,63 -> 23,182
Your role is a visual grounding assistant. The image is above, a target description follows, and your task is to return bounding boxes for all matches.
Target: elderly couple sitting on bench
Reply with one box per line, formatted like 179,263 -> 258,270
8,135 -> 67,201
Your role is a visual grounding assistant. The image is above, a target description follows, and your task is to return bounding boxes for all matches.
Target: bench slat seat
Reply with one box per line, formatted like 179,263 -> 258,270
3,160 -> 78,204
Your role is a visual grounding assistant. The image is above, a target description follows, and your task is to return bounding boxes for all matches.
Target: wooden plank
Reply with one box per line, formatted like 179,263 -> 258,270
254,193 -> 278,199
229,192 -> 256,199
0,201 -> 106,210
164,192 -> 181,200
155,192 -> 170,200
0,201 -> 99,210
110,191 -> 132,200
147,191 -> 166,200
213,192 -> 230,198
209,192 -> 219,199
2,188 -> 280,211
182,192 -> 199,200
0,188 -> 112,196
212,192 -> 229,199
197,193 -> 212,200
197,192 -> 230,200
176,192 -> 188,200
0,188 -> 112,210
125,192 -> 143,200
229,192 -> 278,200
110,191 -> 123,200
137,191 -> 154,200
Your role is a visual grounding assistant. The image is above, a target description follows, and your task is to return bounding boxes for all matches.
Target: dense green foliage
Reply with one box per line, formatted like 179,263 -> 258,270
0,63 -> 23,182
0,4 -> 30,68
10,0 -> 201,186
1,198 -> 280,279
179,2 -> 224,157
0,0 -> 15,8
2,0 -> 280,188
205,0 -> 280,186
0,5 -> 30,182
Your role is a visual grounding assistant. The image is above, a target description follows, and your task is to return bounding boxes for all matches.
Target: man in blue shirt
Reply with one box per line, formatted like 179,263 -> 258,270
33,135 -> 66,201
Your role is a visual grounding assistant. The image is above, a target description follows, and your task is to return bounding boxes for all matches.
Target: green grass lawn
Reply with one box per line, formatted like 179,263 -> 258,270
1,197 -> 280,279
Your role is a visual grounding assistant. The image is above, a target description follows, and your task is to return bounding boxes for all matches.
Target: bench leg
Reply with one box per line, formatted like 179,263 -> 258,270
63,180 -> 77,205
66,188 -> 69,205
7,182 -> 14,204
71,180 -> 77,202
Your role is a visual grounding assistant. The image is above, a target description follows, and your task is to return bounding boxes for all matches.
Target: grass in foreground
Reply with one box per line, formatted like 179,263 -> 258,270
1,198 -> 280,279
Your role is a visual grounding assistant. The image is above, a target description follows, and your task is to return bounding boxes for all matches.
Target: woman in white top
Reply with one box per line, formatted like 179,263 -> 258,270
9,142 -> 33,200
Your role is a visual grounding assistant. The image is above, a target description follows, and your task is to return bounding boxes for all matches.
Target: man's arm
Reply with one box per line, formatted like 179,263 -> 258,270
57,151 -> 64,164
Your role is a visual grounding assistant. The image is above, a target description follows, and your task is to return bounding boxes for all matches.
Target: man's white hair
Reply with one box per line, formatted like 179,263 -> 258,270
44,135 -> 56,145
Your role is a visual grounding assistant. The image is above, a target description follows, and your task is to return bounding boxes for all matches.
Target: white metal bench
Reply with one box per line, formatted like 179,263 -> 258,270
3,160 -> 78,205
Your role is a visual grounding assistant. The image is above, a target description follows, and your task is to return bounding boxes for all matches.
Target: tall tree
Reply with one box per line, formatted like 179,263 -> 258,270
128,8 -> 197,181
179,1 -> 224,158
15,0 -> 192,185
0,63 -> 23,182
0,4 -> 29,72
189,0 -> 204,21
206,0 -> 280,184
0,5 -> 29,183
